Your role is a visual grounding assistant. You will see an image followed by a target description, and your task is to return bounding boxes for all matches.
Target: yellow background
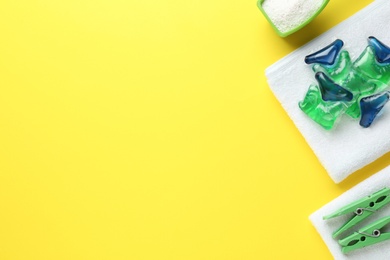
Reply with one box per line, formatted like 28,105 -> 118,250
1,0 -> 388,259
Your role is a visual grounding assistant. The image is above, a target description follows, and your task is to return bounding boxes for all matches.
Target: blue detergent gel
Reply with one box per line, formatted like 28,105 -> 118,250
305,39 -> 344,66
368,36 -> 390,64
359,92 -> 390,128
315,72 -> 353,102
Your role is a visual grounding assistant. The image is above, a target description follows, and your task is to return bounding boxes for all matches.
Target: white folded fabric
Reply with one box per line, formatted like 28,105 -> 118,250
310,165 -> 390,259
266,0 -> 390,183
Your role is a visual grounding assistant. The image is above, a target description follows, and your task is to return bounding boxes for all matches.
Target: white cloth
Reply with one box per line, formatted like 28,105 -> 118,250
266,0 -> 390,183
310,165 -> 390,259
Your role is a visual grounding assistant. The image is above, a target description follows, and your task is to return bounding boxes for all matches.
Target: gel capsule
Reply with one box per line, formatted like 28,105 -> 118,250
315,72 -> 353,102
368,36 -> 390,64
354,46 -> 390,86
305,39 -> 344,66
299,84 -> 347,130
359,92 -> 390,128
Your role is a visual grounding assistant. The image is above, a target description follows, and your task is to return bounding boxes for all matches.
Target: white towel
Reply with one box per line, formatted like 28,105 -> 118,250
309,165 -> 390,259
266,0 -> 390,183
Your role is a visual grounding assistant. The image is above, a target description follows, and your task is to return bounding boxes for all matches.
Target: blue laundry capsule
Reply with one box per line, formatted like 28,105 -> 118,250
368,36 -> 390,64
360,92 -> 390,128
315,72 -> 353,102
305,39 -> 344,66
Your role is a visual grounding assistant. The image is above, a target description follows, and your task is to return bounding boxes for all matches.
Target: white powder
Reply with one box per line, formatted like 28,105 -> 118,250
262,0 -> 325,33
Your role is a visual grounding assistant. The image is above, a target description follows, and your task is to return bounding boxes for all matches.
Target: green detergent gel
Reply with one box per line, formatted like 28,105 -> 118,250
299,84 -> 348,130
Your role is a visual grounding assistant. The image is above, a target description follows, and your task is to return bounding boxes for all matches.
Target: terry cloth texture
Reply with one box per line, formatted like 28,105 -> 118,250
265,0 -> 390,183
309,165 -> 390,259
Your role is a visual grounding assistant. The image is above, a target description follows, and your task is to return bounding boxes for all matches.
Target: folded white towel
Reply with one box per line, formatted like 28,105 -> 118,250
309,165 -> 390,259
266,0 -> 390,183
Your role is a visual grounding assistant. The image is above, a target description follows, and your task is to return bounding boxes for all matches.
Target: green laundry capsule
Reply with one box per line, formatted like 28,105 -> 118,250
312,52 -> 360,118
299,84 -> 347,130
354,46 -> 390,85
312,50 -> 384,118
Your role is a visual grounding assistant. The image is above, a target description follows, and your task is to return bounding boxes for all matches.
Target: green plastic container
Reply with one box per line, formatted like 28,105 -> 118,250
257,0 -> 330,37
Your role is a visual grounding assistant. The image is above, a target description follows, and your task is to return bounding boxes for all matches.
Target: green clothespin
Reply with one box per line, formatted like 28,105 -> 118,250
323,187 -> 390,238
338,216 -> 390,254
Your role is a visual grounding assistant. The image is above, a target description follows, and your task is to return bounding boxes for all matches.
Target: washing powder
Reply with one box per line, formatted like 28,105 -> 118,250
262,0 -> 325,33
